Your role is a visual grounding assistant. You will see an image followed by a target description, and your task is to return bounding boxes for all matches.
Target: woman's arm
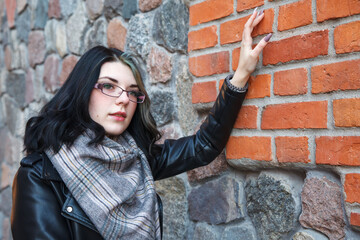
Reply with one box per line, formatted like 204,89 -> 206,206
150,9 -> 271,180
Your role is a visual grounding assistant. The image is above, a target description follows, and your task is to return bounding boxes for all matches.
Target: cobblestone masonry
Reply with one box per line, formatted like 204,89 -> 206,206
1,0 -> 360,239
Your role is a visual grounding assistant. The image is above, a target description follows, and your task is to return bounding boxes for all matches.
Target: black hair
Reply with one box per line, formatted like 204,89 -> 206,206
24,46 -> 161,158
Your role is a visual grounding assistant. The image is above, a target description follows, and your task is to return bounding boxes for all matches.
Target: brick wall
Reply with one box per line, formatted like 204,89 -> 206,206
188,0 -> 360,238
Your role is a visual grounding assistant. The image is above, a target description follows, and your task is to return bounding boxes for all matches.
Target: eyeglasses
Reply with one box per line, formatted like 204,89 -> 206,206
94,82 -> 146,103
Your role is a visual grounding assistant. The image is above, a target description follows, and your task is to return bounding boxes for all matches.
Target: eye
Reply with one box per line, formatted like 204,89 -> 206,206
128,91 -> 142,97
102,83 -> 114,90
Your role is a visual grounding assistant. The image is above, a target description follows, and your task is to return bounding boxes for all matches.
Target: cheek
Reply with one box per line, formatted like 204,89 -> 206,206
88,91 -> 104,120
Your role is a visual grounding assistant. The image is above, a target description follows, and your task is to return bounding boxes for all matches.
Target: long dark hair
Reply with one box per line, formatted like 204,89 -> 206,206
24,46 -> 161,158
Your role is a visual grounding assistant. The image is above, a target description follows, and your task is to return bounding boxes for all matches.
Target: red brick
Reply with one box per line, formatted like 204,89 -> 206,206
220,9 -> 274,45
274,68 -> 308,96
334,21 -> 360,54
189,0 -> 234,26
333,98 -> 360,127
263,30 -> 329,65
317,0 -> 360,22
232,48 -> 240,71
234,105 -> 258,129
316,137 -> 360,166
275,137 -> 310,163
226,136 -> 272,161
311,59 -> 360,94
236,0 -> 264,12
192,81 -> 217,104
5,0 -> 16,28
350,212 -> 360,227
188,25 -> 218,52
246,74 -> 271,99
261,101 -> 328,129
344,173 -> 360,203
278,0 -> 312,31
189,51 -> 229,77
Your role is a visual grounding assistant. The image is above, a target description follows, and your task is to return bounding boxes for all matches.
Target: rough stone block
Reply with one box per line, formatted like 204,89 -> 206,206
59,54 -> 78,85
188,176 -> 244,224
6,71 -> 26,107
28,30 -> 46,68
104,0 -> 123,20
86,0 -> 104,20
153,0 -> 189,53
221,223 -> 257,240
149,90 -> 175,126
84,17 -> 108,51
299,177 -> 345,240
107,18 -> 127,51
139,0 -> 162,12
245,173 -> 296,240
126,14 -> 152,58
193,223 -> 219,240
147,47 -> 172,83
122,0 -> 137,20
155,177 -> 187,240
66,2 -> 88,55
43,54 -> 60,93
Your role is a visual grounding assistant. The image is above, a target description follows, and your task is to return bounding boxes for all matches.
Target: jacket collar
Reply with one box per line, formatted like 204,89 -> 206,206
41,153 -> 63,181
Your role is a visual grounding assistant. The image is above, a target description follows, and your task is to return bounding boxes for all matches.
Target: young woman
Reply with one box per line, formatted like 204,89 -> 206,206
11,10 -> 271,240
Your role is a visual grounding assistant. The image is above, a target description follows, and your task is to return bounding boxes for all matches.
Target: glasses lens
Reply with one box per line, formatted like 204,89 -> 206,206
128,91 -> 146,103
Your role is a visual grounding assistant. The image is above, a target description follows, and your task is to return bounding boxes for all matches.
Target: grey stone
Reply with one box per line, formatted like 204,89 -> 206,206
188,176 -> 244,224
222,223 -> 257,240
291,229 -> 329,240
44,19 -> 57,54
66,2 -> 89,55
292,231 -> 314,240
175,57 -> 196,136
86,0 -> 104,20
104,0 -> 123,20
152,0 -> 188,53
15,7 -> 31,43
32,0 -> 49,29
0,187 -> 12,216
43,55 -> 60,93
150,90 -> 175,126
4,96 -> 21,136
55,22 -> 67,57
84,17 -> 107,51
18,43 -> 29,69
122,0 -> 138,20
59,0 -> 77,18
155,177 -> 187,240
17,0 -> 27,14
245,173 -> 296,240
193,223 -> 219,240
6,71 -> 26,107
26,68 -> 35,104
299,177 -> 345,240
126,14 -> 152,59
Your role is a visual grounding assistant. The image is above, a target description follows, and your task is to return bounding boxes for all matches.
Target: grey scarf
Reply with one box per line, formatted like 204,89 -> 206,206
46,131 -> 161,239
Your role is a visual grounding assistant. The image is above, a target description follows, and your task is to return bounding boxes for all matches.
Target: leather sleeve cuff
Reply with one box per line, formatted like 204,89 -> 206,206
225,74 -> 248,93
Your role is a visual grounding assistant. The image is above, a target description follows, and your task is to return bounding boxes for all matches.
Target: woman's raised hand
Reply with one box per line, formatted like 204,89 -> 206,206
231,8 -> 272,88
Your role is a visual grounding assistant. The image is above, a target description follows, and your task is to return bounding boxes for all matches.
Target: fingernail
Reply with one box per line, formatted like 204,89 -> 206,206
253,7 -> 258,15
259,10 -> 264,16
264,33 -> 273,42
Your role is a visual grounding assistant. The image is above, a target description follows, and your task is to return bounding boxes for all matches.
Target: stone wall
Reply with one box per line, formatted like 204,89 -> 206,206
0,0 -> 359,240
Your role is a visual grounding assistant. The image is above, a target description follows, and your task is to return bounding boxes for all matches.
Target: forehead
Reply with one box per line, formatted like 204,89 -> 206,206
98,61 -> 136,85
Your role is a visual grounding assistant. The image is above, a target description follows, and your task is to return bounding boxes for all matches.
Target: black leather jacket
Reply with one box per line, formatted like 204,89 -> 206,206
11,79 -> 247,240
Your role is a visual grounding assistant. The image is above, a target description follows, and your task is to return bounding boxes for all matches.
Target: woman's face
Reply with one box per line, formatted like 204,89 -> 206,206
89,61 -> 138,136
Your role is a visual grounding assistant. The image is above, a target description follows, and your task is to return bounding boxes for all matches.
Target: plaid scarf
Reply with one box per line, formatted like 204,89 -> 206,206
45,131 -> 161,239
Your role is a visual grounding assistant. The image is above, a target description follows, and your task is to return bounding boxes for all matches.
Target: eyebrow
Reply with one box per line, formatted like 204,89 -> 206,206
98,76 -> 139,88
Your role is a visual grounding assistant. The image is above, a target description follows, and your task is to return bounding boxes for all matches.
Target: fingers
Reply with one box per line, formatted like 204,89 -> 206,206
242,9 -> 265,45
252,33 -> 272,57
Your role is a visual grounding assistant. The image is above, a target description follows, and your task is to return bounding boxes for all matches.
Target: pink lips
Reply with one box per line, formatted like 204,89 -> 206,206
109,111 -> 127,121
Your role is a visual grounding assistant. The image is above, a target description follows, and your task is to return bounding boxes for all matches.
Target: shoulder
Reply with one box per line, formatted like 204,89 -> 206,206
20,152 -> 43,167
16,152 -> 45,181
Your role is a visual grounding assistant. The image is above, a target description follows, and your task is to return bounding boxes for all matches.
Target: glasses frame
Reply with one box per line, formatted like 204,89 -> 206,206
94,82 -> 146,103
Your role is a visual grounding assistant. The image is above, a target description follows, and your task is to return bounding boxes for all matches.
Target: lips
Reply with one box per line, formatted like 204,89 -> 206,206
109,111 -> 127,121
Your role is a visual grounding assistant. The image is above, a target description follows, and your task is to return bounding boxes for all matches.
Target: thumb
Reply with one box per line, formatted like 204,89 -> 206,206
252,33 -> 272,57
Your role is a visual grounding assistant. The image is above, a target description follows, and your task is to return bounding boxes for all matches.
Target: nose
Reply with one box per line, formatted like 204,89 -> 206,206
115,92 -> 130,105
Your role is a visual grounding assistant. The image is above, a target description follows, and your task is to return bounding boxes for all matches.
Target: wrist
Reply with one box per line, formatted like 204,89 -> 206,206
231,71 -> 250,88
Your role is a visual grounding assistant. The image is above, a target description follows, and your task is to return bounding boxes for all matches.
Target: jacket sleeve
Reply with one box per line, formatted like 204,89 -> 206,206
11,159 -> 71,240
151,76 -> 247,180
